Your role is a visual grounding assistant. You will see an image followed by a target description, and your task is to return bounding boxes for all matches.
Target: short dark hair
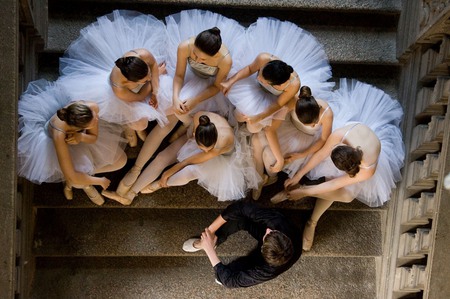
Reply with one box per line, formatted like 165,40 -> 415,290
194,27 -> 222,56
195,115 -> 218,147
261,231 -> 294,267
295,86 -> 320,124
262,60 -> 293,85
115,56 -> 149,82
331,145 -> 363,177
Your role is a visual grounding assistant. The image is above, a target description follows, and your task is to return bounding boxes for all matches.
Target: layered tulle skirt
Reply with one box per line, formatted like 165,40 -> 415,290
58,9 -> 172,126
226,17 -> 335,127
308,79 -> 405,207
18,79 -> 126,184
176,129 -> 260,201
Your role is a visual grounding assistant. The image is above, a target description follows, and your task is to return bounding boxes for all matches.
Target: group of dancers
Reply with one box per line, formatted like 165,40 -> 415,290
17,9 -> 405,253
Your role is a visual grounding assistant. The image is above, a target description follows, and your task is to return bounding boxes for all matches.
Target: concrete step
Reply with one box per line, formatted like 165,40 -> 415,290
33,207 -> 383,257
31,256 -> 377,299
46,16 -> 398,65
32,169 -> 385,211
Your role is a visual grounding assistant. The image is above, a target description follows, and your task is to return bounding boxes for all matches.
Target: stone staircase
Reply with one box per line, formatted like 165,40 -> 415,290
30,0 -> 401,298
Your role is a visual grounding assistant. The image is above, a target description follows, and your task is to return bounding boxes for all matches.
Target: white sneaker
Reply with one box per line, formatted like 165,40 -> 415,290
215,279 -> 223,286
182,238 -> 201,252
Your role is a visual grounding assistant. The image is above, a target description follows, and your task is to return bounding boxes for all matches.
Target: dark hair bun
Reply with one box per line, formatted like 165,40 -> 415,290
209,27 -> 221,35
198,115 -> 211,126
299,86 -> 312,99
57,108 -> 68,121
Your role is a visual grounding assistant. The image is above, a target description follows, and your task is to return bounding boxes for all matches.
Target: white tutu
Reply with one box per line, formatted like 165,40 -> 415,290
226,17 -> 334,127
176,128 -> 260,201
18,79 -> 127,184
308,79 -> 405,207
164,9 -> 245,118
58,10 -> 172,126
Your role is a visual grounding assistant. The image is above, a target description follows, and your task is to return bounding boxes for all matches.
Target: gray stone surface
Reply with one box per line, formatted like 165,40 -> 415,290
46,18 -> 398,64
0,0 -> 18,298
51,0 -> 401,11
33,208 -> 382,257
31,256 -> 377,299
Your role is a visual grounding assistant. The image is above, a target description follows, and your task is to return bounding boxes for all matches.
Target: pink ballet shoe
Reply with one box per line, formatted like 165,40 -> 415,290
252,174 -> 268,200
63,183 -> 73,200
270,190 -> 288,204
124,128 -> 138,147
117,165 -> 142,196
303,219 -> 318,251
82,185 -> 105,206
102,190 -> 135,206
140,181 -> 161,194
136,130 -> 147,142
264,175 -> 278,187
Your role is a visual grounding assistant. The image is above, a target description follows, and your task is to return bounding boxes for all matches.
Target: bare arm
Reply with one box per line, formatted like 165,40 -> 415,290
172,42 -> 189,113
220,53 -> 270,95
285,132 -> 341,189
52,132 -> 109,189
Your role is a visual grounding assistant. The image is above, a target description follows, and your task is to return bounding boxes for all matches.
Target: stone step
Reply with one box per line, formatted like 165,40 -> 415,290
32,168 -> 385,211
33,207 -> 383,257
31,256 -> 377,298
45,15 -> 398,65
49,0 -> 401,13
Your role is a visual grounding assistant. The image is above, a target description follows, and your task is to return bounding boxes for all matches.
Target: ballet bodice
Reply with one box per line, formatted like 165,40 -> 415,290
187,40 -> 230,78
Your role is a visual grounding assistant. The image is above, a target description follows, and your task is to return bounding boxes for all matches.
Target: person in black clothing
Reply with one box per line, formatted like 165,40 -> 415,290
182,200 -> 302,288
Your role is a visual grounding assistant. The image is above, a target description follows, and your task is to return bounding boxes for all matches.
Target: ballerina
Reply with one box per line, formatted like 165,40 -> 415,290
251,86 -> 334,199
102,111 -> 260,205
271,79 -> 405,251
18,79 -> 127,205
58,10 -> 173,147
164,9 -> 245,122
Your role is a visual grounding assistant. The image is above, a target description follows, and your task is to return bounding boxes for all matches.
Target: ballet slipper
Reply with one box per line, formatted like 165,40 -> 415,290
270,190 -> 288,204
117,165 -> 142,196
82,185 -> 105,206
252,174 -> 268,200
136,130 -> 147,142
102,190 -> 135,206
303,219 -> 318,251
124,127 -> 138,147
264,175 -> 278,187
140,181 -> 162,194
63,183 -> 73,200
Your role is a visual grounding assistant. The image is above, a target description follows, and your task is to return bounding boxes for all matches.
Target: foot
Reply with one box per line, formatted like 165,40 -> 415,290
182,238 -> 202,252
252,174 -> 268,200
303,219 -> 318,251
117,165 -> 142,196
136,130 -> 147,142
141,181 -> 161,194
101,190 -> 135,206
270,190 -> 288,204
82,185 -> 105,206
63,183 -> 73,200
264,175 -> 278,187
124,129 -> 138,147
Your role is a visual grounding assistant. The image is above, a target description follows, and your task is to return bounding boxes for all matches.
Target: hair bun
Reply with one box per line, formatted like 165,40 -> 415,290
199,115 -> 211,126
209,27 -> 221,35
299,86 -> 312,99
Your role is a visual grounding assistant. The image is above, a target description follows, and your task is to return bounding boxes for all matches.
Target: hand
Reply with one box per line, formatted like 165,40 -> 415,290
245,114 -> 261,124
159,170 -> 171,188
200,228 -> 217,252
99,177 -> 111,190
173,98 -> 188,115
287,185 -> 308,201
158,62 -> 167,75
149,93 -> 158,109
65,132 -> 82,145
284,152 -> 306,164
284,176 -> 301,189
269,159 -> 284,173
183,98 -> 197,112
220,80 -> 233,95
